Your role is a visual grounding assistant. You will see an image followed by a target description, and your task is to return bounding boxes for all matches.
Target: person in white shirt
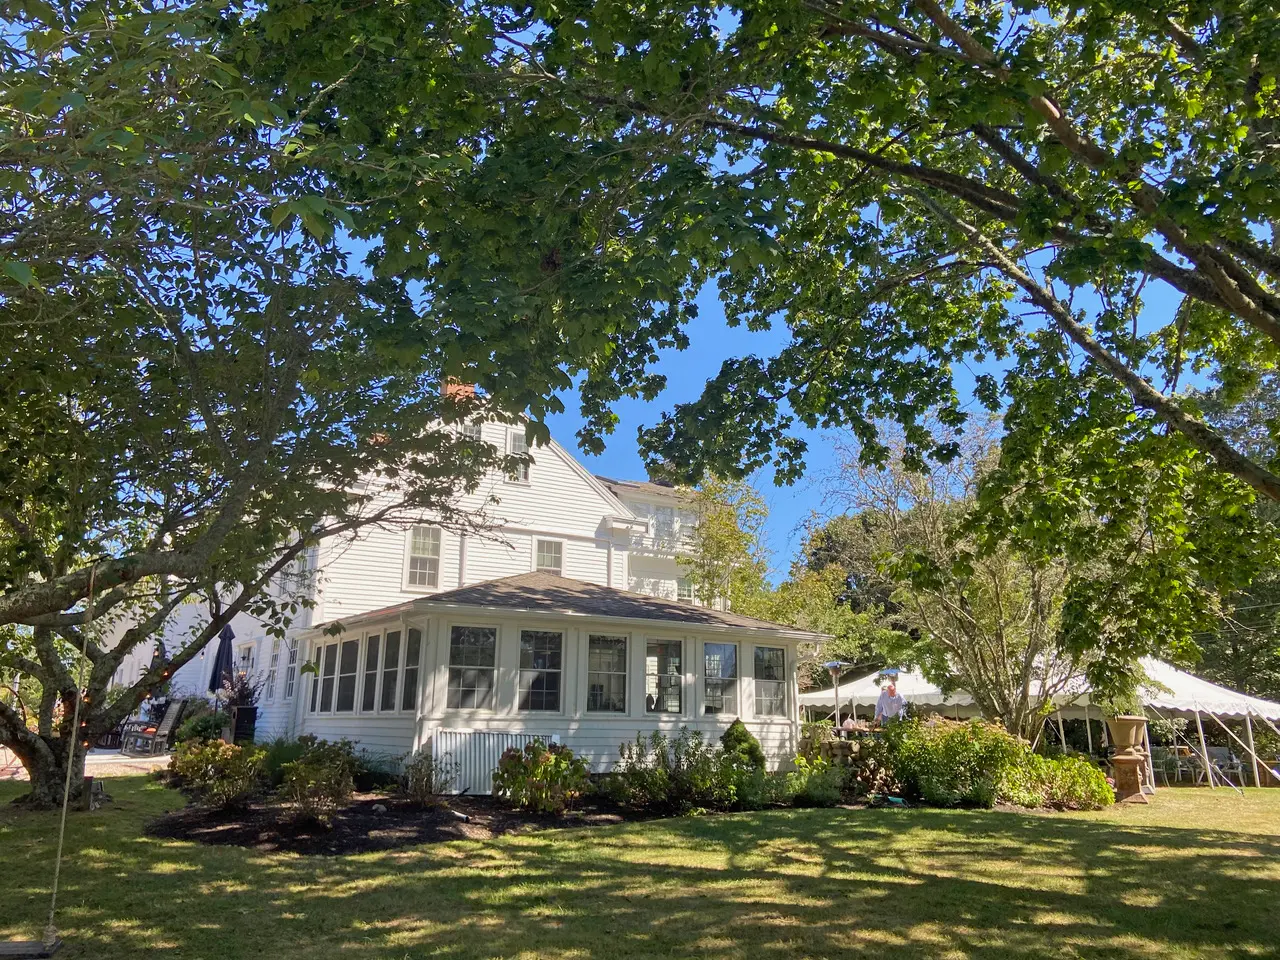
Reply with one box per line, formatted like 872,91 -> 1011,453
874,679 -> 907,725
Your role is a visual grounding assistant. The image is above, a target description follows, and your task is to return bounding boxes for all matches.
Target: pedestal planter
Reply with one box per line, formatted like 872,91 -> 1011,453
230,705 -> 258,744
1107,715 -> 1149,803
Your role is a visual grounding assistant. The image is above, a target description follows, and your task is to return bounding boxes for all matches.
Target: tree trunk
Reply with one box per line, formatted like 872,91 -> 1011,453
7,734 -> 87,810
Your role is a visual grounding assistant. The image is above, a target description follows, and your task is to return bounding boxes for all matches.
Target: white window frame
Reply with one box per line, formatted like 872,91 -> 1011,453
283,640 -> 298,700
264,638 -> 281,701
533,537 -> 564,576
379,628 -> 404,713
334,637 -> 361,713
236,642 -> 255,677
401,626 -> 424,713
753,646 -> 788,718
507,429 -> 530,483
645,638 -> 684,715
405,525 -> 442,590
586,634 -> 628,714
676,576 -> 694,603
459,420 -> 483,442
360,631 -> 382,713
312,640 -> 339,714
702,641 -> 739,716
517,628 -> 564,713
446,623 -> 500,711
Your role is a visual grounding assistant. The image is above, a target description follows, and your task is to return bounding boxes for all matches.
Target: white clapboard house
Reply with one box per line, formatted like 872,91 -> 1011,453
109,422 -> 819,789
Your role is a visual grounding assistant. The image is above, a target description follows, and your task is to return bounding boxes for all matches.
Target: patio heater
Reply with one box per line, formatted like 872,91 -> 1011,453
824,661 -> 852,729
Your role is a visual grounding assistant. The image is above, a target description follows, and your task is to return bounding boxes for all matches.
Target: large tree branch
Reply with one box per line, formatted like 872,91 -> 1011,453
913,0 -> 1280,348
916,190 -> 1280,501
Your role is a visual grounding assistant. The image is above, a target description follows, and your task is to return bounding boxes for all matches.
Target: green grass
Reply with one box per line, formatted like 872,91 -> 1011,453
2,778 -> 1278,959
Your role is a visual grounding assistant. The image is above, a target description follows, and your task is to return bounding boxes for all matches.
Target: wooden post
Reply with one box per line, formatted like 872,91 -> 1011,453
1245,714 -> 1261,788
1194,709 -> 1215,789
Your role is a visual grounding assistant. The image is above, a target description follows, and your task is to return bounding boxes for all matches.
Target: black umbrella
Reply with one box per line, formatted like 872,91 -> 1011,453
208,624 -> 236,694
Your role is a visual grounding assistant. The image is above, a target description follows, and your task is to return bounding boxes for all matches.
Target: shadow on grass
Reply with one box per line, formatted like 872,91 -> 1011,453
2,778 -> 1277,959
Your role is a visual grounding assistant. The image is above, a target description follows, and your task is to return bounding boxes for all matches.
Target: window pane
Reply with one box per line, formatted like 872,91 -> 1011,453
508,432 -> 530,481
401,628 -> 422,711
361,635 -> 380,712
704,643 -> 738,715
448,626 -> 496,709
677,577 -> 694,602
336,639 -> 359,712
587,635 -> 627,713
285,641 -> 298,700
645,640 -> 682,714
320,643 -> 337,712
754,646 -> 786,717
308,649 -> 321,712
408,527 -> 441,588
380,631 -> 401,711
535,540 -> 562,575
519,630 -> 562,711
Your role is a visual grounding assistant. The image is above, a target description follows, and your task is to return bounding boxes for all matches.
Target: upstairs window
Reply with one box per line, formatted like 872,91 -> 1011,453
507,430 -> 530,482
645,640 -> 682,714
676,577 -> 694,603
447,626 -> 497,709
535,539 -> 563,576
703,642 -> 738,715
587,635 -> 627,713
518,630 -> 563,711
407,526 -> 442,588
754,646 -> 787,717
459,420 -> 483,441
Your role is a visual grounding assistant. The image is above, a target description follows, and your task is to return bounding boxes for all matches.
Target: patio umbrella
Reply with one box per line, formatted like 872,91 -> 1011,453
208,623 -> 235,695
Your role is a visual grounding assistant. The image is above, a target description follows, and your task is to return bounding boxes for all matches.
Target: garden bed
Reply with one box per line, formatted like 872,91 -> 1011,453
145,792 -> 649,855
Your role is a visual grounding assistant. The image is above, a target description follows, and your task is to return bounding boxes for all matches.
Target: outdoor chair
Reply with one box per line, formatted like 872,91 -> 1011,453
1197,746 -> 1245,786
120,699 -> 186,757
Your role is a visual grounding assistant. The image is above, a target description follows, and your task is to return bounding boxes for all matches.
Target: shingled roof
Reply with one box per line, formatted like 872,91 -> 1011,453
311,572 -> 826,640
595,475 -> 695,503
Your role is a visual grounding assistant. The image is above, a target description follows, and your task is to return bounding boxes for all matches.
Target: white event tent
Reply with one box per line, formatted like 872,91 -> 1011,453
800,658 -> 1280,788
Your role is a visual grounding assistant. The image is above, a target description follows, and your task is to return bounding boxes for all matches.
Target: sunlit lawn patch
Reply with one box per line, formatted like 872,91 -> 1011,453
2,778 -> 1277,959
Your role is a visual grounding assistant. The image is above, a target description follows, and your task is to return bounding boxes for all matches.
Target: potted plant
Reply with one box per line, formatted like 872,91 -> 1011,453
220,672 -> 262,744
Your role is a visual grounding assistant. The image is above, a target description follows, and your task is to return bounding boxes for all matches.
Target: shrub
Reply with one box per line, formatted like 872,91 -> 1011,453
260,736 -> 309,788
884,718 -> 1028,808
604,729 -> 752,813
277,736 -> 358,822
355,750 -> 402,791
492,740 -> 589,814
402,747 -> 460,807
787,754 -> 843,807
169,739 -> 263,808
1030,754 -> 1114,810
173,712 -> 224,745
720,720 -> 766,770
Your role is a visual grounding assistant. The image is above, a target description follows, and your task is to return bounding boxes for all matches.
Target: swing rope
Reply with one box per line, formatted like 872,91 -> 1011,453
43,563 -> 96,950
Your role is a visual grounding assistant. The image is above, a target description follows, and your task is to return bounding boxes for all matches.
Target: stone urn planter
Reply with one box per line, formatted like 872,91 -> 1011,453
1106,715 -> 1149,803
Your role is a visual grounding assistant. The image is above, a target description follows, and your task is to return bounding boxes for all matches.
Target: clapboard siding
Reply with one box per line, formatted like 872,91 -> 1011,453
297,713 -> 417,759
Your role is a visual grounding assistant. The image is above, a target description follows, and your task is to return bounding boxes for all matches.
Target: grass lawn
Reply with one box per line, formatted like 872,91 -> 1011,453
2,777 -> 1278,959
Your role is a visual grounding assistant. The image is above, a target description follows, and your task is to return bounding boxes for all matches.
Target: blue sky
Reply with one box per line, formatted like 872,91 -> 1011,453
543,273 -> 1194,582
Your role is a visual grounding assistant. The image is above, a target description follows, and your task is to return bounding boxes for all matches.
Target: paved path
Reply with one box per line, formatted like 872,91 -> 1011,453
1,748 -> 169,781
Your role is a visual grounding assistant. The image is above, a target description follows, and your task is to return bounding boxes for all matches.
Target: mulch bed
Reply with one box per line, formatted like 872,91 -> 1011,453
145,793 -> 649,856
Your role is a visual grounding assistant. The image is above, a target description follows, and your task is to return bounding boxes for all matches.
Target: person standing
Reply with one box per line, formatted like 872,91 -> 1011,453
874,679 -> 907,725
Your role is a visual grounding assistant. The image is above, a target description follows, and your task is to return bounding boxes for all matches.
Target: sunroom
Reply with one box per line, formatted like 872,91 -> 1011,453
289,572 -> 825,792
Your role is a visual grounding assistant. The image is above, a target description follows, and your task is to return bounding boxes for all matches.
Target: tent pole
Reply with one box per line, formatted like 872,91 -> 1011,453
1194,709 -> 1215,789
1205,710 -> 1272,788
1084,703 -> 1093,755
1142,723 -> 1156,791
1245,714 -> 1260,788
1055,710 -> 1066,749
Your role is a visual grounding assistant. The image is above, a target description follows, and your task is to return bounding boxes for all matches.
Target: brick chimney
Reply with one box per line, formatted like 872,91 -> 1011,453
442,378 -> 476,399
